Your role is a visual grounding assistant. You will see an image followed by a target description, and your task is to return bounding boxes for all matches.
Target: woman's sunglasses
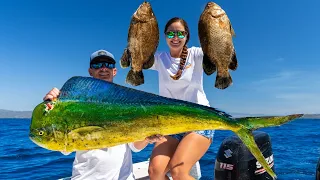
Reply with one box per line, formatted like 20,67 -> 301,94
165,31 -> 188,39
90,62 -> 115,69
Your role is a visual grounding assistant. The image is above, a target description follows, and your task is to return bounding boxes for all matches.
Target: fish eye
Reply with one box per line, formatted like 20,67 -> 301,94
38,131 -> 44,136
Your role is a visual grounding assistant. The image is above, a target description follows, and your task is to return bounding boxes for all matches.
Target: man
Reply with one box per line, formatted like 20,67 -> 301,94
44,49 -> 161,180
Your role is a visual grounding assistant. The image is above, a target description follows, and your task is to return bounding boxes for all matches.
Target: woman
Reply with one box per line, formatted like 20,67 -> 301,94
148,17 -> 213,180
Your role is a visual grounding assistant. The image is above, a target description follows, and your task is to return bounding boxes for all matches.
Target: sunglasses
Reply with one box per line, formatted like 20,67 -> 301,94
165,31 -> 187,39
90,62 -> 115,69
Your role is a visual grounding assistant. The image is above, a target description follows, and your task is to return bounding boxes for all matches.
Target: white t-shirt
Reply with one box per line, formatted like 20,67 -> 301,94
71,143 -> 140,180
151,46 -> 210,106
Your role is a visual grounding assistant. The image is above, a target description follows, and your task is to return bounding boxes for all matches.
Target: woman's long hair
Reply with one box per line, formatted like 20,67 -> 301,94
164,17 -> 190,80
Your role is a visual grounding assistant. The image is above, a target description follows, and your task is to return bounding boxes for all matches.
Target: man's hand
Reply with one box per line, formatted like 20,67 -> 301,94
43,87 -> 60,101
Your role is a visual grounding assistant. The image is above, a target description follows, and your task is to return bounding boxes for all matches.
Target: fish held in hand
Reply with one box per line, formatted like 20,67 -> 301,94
198,2 -> 238,89
29,76 -> 303,179
120,1 -> 159,86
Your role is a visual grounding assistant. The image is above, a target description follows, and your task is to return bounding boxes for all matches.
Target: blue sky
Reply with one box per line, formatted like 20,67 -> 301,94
0,0 -> 319,115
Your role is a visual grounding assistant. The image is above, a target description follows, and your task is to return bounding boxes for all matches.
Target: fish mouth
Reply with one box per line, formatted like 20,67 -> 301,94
29,134 -> 46,149
135,2 -> 151,16
207,2 -> 221,9
141,1 -> 151,8
29,133 -> 35,139
29,134 -> 61,151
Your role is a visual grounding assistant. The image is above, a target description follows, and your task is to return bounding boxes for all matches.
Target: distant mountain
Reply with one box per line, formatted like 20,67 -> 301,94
0,109 -> 32,118
231,113 -> 320,119
229,112 -> 267,118
301,114 -> 320,119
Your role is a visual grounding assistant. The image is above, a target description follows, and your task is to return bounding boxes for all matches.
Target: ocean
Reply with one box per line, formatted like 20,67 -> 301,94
1,118 -> 319,180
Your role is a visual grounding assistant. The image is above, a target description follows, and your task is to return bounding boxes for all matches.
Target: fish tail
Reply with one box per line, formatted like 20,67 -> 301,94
233,114 -> 303,179
235,114 -> 304,130
215,72 -> 232,89
126,69 -> 144,86
235,128 -> 277,179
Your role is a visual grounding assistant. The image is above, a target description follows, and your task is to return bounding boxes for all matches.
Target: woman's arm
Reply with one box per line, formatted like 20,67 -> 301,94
128,134 -> 164,152
149,52 -> 162,71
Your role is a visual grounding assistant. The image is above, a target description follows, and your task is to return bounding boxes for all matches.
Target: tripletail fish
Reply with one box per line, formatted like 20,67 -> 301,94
29,76 -> 303,179
120,1 -> 159,86
198,2 -> 238,89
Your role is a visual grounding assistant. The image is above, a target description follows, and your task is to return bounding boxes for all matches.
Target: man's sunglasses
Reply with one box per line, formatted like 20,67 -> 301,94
165,31 -> 188,39
90,62 -> 115,69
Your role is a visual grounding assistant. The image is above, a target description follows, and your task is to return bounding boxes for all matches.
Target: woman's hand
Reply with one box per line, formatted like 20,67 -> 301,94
145,134 -> 165,144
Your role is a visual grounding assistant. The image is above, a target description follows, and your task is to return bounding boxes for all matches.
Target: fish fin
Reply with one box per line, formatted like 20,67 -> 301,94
202,53 -> 216,75
228,50 -> 238,70
230,22 -> 236,37
120,48 -> 131,68
235,129 -> 277,179
143,55 -> 155,69
215,73 -> 232,89
69,126 -> 105,136
126,69 -> 144,86
235,114 -> 304,130
59,76 -> 115,102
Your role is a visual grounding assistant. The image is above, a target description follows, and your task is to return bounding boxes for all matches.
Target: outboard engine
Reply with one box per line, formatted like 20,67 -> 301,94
214,131 -> 274,180
316,158 -> 320,180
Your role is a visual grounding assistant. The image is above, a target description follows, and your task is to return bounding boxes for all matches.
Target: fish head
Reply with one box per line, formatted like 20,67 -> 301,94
204,2 -> 226,18
133,1 -> 155,22
29,101 -> 66,151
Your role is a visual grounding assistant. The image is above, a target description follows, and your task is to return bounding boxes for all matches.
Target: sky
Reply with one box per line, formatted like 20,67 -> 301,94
0,0 -> 319,115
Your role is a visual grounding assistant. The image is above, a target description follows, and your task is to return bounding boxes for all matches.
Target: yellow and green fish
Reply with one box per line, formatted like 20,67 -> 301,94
29,76 -> 303,179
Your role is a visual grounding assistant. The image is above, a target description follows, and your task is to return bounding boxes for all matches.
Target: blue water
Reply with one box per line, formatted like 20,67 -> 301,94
1,118 -> 319,180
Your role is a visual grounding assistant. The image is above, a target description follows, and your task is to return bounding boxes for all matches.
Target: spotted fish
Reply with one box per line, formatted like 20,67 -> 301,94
120,1 -> 159,86
198,2 -> 238,89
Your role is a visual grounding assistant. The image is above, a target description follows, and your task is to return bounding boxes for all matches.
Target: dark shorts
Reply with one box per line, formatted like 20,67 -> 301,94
169,130 -> 215,142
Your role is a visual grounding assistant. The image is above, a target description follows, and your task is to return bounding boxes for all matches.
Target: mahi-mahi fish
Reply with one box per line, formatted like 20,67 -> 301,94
198,2 -> 238,89
29,76 -> 303,179
120,1 -> 159,86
